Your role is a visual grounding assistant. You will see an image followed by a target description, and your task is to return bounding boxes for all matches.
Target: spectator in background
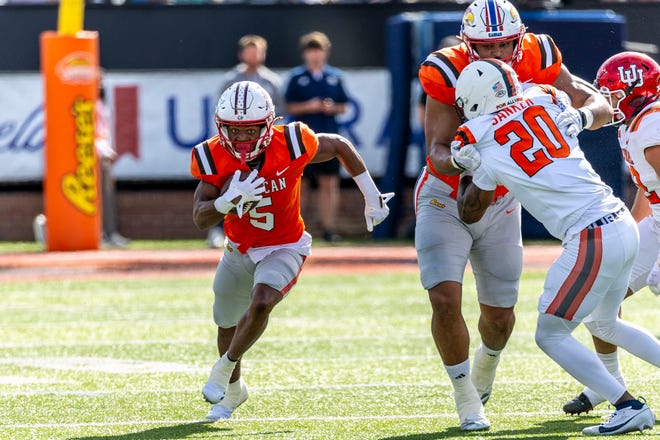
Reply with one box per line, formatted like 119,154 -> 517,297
207,34 -> 283,249
284,31 -> 349,242
96,76 -> 130,248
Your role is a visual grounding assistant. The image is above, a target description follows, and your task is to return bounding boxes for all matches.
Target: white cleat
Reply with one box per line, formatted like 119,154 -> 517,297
206,378 -> 249,421
582,400 -> 655,436
202,381 -> 226,405
461,412 -> 491,431
455,379 -> 490,431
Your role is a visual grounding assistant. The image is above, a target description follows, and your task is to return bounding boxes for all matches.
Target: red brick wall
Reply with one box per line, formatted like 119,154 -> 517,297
0,186 -> 414,242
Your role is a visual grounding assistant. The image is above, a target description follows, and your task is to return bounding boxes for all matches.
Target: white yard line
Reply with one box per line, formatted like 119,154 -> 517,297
1,376 -> 657,397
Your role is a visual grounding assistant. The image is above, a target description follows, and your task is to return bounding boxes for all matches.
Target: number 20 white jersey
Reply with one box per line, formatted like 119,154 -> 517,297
460,85 -> 623,241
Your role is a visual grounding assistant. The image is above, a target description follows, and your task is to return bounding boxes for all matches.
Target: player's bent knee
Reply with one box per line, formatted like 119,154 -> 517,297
248,287 -> 283,317
534,313 -> 574,353
481,304 -> 515,325
584,319 -> 617,343
428,284 -> 462,312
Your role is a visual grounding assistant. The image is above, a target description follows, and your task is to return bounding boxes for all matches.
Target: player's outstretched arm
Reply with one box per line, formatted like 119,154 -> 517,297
314,133 -> 394,231
630,188 -> 652,223
553,65 -> 613,133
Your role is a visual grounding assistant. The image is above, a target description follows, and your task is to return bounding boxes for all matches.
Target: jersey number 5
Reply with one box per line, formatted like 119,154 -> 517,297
495,105 -> 571,177
246,196 -> 274,230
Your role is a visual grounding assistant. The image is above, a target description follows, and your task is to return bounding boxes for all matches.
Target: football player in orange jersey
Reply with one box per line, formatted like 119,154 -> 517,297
190,81 -> 393,421
415,0 -> 613,431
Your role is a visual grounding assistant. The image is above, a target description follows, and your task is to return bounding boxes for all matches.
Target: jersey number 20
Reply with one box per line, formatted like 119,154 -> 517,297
495,105 -> 571,177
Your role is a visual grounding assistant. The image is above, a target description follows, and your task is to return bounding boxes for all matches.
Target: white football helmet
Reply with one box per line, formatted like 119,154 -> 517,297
215,81 -> 276,164
460,0 -> 526,65
454,58 -> 523,120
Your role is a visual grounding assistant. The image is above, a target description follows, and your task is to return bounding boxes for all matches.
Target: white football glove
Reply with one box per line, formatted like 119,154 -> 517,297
364,192 -> 395,232
450,140 -> 481,171
556,107 -> 594,138
556,106 -> 583,137
214,169 -> 266,218
645,261 -> 660,296
352,171 -> 395,232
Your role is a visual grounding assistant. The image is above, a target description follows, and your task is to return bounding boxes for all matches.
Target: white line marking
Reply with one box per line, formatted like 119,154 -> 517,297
1,376 -> 656,396
0,357 -> 198,373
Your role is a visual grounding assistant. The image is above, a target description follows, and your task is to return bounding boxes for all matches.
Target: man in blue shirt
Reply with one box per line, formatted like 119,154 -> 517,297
285,31 -> 349,242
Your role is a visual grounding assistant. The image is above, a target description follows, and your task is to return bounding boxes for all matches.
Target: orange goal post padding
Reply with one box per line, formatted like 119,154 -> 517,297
40,0 -> 101,251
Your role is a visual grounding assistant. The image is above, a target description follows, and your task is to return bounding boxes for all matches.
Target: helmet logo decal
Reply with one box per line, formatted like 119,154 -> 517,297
463,8 -> 475,27
493,81 -> 506,98
618,64 -> 644,89
509,6 -> 519,22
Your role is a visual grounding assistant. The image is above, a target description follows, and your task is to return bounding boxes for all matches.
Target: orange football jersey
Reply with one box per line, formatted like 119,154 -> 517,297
418,32 -> 563,199
419,33 -> 562,106
190,122 -> 319,253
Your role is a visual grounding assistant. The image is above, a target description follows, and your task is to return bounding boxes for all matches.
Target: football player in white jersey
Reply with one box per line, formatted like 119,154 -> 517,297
562,52 -> 660,416
452,59 -> 659,436
416,1 -> 613,430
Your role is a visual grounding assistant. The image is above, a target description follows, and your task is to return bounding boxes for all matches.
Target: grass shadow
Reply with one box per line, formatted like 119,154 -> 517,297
67,420 -> 291,440
378,416 -> 610,440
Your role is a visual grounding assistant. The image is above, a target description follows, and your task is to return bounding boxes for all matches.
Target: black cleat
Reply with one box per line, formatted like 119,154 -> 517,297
563,392 -> 594,415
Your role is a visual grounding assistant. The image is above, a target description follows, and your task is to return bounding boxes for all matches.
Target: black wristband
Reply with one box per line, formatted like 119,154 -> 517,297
578,109 -> 587,127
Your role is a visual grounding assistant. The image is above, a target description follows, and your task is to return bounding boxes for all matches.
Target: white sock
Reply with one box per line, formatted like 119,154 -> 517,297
445,359 -> 471,383
446,359 -> 482,420
209,353 -> 237,384
474,344 -> 502,368
598,351 -> 626,387
471,344 -> 501,393
225,377 -> 245,400
581,351 -> 624,406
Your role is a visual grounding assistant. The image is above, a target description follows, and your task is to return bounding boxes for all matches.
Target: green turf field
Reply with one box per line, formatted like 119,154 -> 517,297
1,264 -> 658,439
